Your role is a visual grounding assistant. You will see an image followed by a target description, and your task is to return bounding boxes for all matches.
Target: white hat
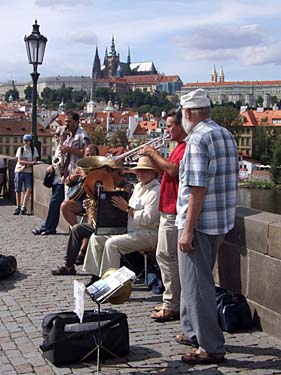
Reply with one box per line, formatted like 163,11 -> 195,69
180,89 -> 211,109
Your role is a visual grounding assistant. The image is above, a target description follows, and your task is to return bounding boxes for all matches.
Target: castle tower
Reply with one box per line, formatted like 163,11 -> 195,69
219,66 -> 225,82
211,64 -> 217,82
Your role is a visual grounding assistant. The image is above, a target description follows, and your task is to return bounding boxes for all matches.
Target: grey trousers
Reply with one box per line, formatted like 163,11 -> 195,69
65,223 -> 94,267
178,229 -> 225,354
156,213 -> 180,311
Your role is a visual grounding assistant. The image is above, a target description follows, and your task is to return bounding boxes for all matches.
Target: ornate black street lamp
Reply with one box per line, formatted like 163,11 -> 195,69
24,20 -> 47,158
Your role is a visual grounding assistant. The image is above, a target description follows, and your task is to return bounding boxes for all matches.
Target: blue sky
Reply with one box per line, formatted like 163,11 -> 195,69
1,0 -> 281,84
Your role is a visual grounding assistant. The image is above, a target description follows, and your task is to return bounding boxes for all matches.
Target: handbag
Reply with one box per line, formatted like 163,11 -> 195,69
0,255 -> 17,279
43,170 -> 55,188
40,309 -> 129,366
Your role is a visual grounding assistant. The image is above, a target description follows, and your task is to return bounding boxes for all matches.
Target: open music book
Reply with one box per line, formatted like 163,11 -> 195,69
87,267 -> 136,304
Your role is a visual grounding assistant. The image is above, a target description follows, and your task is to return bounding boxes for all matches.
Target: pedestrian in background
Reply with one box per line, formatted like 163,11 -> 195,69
13,134 -> 38,215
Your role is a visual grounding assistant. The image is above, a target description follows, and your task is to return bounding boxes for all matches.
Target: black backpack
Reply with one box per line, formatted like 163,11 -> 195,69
0,255 -> 17,279
216,286 -> 253,333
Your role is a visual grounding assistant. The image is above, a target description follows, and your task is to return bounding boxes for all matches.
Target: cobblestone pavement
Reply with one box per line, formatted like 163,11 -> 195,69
1,199 -> 281,375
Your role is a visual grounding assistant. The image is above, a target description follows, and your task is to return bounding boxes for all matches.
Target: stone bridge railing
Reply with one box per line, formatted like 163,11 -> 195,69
2,156 -> 281,339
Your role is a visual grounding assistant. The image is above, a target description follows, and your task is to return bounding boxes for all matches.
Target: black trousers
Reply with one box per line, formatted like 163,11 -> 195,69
65,223 -> 95,267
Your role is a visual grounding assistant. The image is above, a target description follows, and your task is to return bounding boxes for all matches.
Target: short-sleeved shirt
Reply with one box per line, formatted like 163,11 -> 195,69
159,141 -> 186,215
15,146 -> 39,173
63,126 -> 91,177
176,119 -> 238,235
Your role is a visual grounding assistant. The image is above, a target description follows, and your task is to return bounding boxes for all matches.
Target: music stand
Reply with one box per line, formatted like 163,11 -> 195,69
80,299 -> 134,374
80,267 -> 163,374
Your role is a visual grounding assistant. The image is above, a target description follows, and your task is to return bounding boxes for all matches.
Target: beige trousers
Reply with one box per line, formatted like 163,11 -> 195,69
156,213 -> 180,312
83,230 -> 158,277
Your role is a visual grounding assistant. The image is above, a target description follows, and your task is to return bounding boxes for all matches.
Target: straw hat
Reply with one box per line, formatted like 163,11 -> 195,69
130,156 -> 157,171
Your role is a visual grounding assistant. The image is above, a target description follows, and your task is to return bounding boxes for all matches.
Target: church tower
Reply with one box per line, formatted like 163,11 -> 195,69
211,64 -> 217,82
219,66 -> 225,82
103,36 -> 120,77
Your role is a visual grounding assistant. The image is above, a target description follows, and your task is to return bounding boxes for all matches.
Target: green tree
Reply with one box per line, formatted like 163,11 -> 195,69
96,88 -> 111,102
89,126 -> 108,145
109,129 -> 129,148
24,85 -> 32,102
271,141 -> 281,183
5,89 -> 19,101
212,104 -> 243,143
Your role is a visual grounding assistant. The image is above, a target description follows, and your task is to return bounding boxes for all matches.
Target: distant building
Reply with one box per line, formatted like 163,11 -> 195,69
181,66 -> 281,108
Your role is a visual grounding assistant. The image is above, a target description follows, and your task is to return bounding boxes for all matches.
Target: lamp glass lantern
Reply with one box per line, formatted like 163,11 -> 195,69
24,20 -> 47,66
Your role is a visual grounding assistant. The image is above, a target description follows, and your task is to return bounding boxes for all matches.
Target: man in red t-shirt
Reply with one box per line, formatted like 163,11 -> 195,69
143,109 -> 186,321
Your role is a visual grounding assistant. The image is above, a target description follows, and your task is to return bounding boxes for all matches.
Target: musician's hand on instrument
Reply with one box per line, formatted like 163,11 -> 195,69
111,196 -> 128,211
47,165 -> 54,173
142,145 -> 155,156
60,145 -> 71,154
82,198 -> 91,209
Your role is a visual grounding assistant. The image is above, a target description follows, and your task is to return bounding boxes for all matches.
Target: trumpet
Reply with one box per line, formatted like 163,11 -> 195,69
111,134 -> 169,163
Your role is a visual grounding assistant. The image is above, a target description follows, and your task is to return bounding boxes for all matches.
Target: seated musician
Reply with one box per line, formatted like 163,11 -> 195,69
82,156 -> 160,283
52,160 -> 133,276
60,144 -> 99,227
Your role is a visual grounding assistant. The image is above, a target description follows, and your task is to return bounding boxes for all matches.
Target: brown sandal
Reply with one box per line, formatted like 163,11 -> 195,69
181,348 -> 225,365
151,309 -> 180,322
175,333 -> 199,347
75,251 -> 86,265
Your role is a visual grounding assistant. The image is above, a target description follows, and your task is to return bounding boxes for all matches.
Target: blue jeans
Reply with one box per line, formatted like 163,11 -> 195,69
40,184 -> 65,233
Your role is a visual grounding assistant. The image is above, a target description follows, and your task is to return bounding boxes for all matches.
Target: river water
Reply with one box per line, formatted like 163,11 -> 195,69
237,188 -> 281,215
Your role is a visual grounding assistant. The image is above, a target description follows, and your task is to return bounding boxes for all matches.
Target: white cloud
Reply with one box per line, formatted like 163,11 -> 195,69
244,44 -> 281,66
69,31 -> 98,45
35,0 -> 94,7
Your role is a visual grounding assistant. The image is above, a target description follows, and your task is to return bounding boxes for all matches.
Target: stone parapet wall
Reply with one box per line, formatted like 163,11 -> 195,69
214,206 -> 281,339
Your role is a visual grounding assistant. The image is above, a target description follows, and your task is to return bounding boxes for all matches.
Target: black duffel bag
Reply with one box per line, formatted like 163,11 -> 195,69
40,309 -> 129,366
0,255 -> 17,279
216,286 -> 253,333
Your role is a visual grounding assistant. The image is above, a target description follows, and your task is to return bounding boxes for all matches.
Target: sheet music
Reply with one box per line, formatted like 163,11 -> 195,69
73,280 -> 86,323
87,266 -> 136,304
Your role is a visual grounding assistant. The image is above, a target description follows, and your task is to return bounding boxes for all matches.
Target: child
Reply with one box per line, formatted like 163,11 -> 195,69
13,134 -> 39,215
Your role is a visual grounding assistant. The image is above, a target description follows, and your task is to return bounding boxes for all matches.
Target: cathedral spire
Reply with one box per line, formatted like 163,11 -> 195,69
127,46 -> 131,65
111,35 -> 116,56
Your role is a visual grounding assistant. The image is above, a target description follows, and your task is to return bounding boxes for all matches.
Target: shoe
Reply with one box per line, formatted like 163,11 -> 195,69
154,304 -> 163,312
51,265 -> 76,276
175,333 -> 199,348
41,230 -> 56,236
20,208 -> 27,215
32,228 -> 43,235
85,275 -> 100,287
13,207 -> 21,215
181,348 -> 225,365
75,252 -> 86,265
150,309 -> 180,322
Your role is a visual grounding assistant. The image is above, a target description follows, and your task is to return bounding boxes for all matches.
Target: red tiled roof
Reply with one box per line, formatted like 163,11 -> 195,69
0,118 -> 52,136
241,109 -> 281,127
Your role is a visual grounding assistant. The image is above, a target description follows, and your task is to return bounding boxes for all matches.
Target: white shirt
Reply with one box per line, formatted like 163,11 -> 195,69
127,178 -> 160,233
15,146 -> 39,173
